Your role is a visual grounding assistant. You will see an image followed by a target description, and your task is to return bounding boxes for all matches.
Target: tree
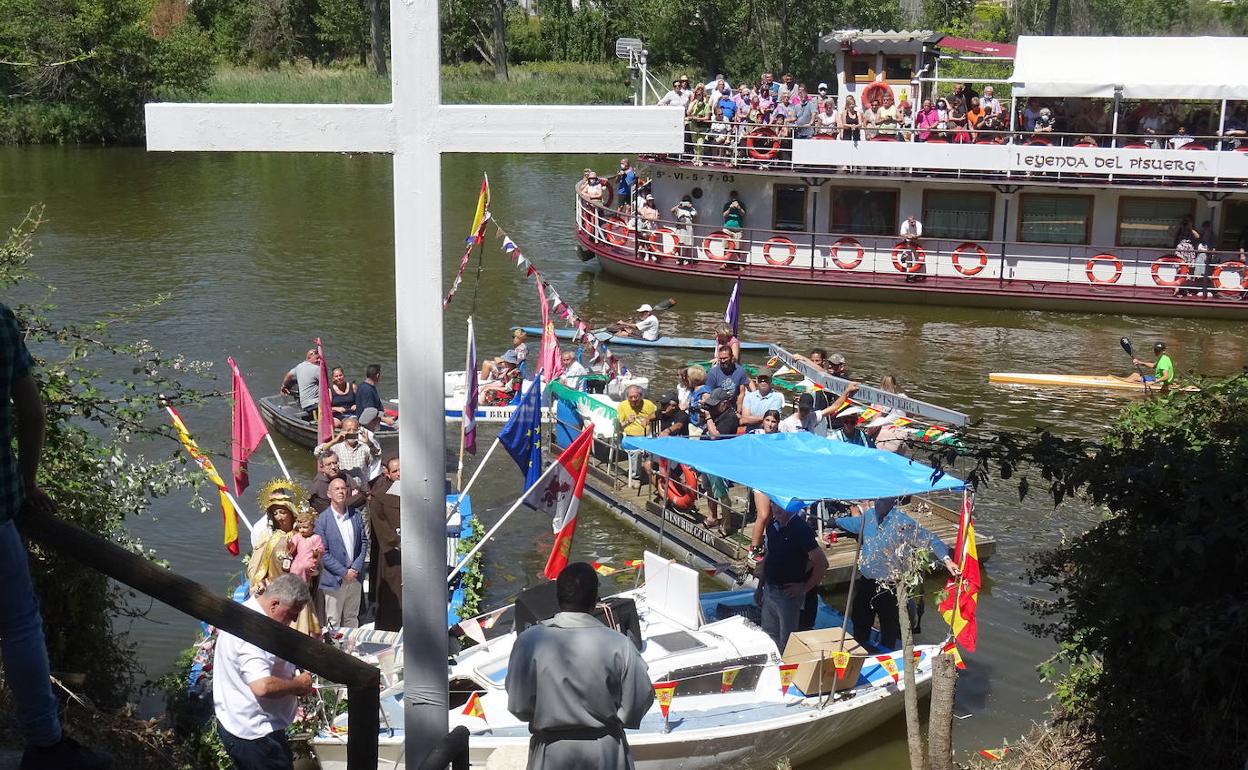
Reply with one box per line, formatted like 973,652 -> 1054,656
314,0 -> 370,64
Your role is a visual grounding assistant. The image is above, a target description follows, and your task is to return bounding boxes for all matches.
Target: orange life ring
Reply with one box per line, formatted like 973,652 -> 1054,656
1024,138 -> 1052,146
658,460 -> 698,510
646,227 -> 680,258
746,128 -> 781,160
579,205 -> 596,238
702,231 -> 736,261
951,242 -> 988,277
830,237 -> 864,270
1150,255 -> 1191,287
1085,254 -> 1123,285
1213,261 -> 1246,291
891,242 -> 926,273
860,82 -> 893,108
603,215 -> 631,246
763,237 -> 796,266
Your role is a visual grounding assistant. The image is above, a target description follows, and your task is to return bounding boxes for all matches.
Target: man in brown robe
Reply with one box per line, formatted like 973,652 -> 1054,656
368,456 -> 402,632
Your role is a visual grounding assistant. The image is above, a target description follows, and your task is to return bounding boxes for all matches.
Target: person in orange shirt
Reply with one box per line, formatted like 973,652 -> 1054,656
966,96 -> 987,141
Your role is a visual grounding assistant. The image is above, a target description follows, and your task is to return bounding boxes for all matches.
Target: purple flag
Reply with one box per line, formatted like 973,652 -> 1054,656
723,278 -> 741,337
464,317 -> 478,454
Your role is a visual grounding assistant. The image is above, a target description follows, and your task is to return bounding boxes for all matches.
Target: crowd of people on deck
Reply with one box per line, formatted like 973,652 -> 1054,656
651,71 -> 1248,162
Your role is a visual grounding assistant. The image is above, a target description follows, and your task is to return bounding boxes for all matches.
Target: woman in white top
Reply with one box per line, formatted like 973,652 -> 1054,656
815,99 -> 839,136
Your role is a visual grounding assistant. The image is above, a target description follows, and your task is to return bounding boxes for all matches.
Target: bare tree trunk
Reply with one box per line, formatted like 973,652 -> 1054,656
928,651 -> 958,770
898,582 -> 929,770
369,0 -> 387,75
492,0 -> 508,81
1044,0 -> 1060,35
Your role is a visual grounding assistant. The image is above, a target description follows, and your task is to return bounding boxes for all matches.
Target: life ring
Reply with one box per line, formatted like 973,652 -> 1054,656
891,242 -> 926,273
603,215 -> 631,246
645,227 -> 680,259
1213,261 -> 1246,291
658,460 -> 698,510
746,128 -> 781,160
702,231 -> 737,261
869,135 -> 898,142
1150,255 -> 1191,287
814,133 -> 838,140
763,237 -> 796,266
1085,254 -> 1123,284
830,237 -> 864,270
1123,142 -> 1149,149
1181,143 -> 1209,151
951,242 -> 988,277
860,82 -> 893,108
1024,138 -> 1052,146
579,205 -> 596,238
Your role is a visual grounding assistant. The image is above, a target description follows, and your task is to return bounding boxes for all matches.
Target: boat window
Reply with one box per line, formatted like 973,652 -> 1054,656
1117,197 -> 1195,247
922,191 -> 994,241
848,56 -> 875,81
884,56 -> 914,81
830,189 -> 898,236
1018,194 -> 1093,245
1218,200 -> 1248,251
773,185 -> 807,231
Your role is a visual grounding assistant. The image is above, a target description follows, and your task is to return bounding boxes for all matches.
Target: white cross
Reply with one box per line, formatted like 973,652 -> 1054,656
145,3 -> 681,765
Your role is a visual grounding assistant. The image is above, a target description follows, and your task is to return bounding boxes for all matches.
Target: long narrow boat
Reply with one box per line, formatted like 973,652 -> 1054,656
257,395 -> 400,449
516,326 -> 770,351
988,372 -> 1196,392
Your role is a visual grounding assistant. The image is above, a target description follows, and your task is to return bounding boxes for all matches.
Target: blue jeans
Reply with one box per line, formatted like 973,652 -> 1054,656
761,582 -> 804,653
217,722 -> 294,770
0,520 -> 61,746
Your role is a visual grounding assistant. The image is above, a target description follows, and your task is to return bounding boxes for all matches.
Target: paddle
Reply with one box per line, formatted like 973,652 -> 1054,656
599,297 -> 678,334
1120,336 -> 1151,394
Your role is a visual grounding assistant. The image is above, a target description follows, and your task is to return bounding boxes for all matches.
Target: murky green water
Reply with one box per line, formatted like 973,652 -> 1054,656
3,145 -> 1244,766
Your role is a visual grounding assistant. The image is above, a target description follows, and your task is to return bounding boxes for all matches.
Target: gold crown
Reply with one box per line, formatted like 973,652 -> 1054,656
257,477 -> 308,513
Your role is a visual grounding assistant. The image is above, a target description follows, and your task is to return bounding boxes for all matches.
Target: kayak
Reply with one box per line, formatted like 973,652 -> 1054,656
516,326 -> 769,351
988,372 -> 1195,392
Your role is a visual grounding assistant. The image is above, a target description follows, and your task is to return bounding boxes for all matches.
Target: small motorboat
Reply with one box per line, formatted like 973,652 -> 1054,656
516,326 -> 770,352
443,371 -> 650,423
257,394 -> 400,450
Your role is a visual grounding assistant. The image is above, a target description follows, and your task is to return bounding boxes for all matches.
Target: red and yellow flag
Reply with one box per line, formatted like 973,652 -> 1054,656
779,663 -> 799,696
941,641 -> 967,670
831,650 -> 851,680
653,681 -> 677,719
462,691 -> 486,720
539,427 -> 595,580
877,655 -> 900,683
720,667 -> 742,693
978,747 -> 1010,760
939,493 -> 982,652
467,175 -> 490,244
168,407 -> 240,555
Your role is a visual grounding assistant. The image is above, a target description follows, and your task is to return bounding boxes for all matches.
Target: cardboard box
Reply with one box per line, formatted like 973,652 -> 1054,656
781,628 -> 868,695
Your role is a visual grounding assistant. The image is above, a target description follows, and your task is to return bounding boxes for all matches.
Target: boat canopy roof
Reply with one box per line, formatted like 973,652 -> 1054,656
621,432 -> 965,511
1012,36 -> 1248,101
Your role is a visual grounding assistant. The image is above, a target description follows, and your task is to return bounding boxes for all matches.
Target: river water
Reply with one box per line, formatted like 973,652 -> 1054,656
3,145 -> 1245,767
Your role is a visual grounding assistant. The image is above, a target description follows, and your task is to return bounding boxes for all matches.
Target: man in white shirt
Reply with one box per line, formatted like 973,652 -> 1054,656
559,350 -> 591,389
313,476 -> 368,628
899,214 -> 924,283
213,574 -> 315,770
705,73 -> 731,100
618,304 -> 660,341
313,415 -> 380,488
658,78 -> 689,108
980,85 -> 999,117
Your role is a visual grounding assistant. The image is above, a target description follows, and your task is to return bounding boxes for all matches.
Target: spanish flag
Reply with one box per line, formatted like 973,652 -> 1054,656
462,691 -> 486,720
778,663 -> 799,696
467,175 -> 490,245
941,641 -> 967,670
720,667 -> 742,693
167,407 -> 240,555
979,747 -> 1010,760
653,681 -> 677,719
939,493 -> 982,652
878,655 -> 900,683
831,650 -> 851,680
539,427 -> 594,579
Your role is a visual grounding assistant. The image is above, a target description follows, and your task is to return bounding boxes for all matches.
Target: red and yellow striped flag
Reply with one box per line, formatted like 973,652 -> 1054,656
939,493 -> 982,652
462,691 -> 486,720
978,747 -> 1010,760
941,641 -> 967,670
653,681 -> 677,719
168,407 -> 240,555
878,655 -> 900,683
720,667 -> 742,693
831,650 -> 851,680
779,663 -> 799,696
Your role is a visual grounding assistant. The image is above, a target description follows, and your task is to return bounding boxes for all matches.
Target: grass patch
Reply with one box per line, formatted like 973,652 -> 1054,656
194,61 -> 640,105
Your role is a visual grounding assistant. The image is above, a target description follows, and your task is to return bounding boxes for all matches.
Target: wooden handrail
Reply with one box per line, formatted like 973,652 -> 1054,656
18,513 -> 380,770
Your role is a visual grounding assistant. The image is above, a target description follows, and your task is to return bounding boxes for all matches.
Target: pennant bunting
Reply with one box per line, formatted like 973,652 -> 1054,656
779,663 -> 799,696
591,562 -> 623,577
458,617 -> 488,648
653,681 -> 677,720
978,748 -> 1010,761
941,641 -> 967,670
878,655 -> 900,683
462,691 -> 486,720
720,667 -> 742,693
831,650 -> 851,680
168,407 -> 241,555
478,607 -> 506,630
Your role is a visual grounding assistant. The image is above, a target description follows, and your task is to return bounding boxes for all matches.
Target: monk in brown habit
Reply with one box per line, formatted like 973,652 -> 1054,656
368,456 -> 403,632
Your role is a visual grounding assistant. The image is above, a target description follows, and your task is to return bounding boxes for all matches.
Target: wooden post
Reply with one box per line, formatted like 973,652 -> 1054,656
897,580 -> 928,770
927,651 -> 958,770
18,513 -> 380,770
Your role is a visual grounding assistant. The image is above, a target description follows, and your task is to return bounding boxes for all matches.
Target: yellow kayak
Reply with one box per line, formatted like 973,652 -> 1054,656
988,372 -> 1194,392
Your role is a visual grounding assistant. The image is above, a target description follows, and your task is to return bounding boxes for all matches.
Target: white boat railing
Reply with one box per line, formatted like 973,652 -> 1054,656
575,194 -> 1248,299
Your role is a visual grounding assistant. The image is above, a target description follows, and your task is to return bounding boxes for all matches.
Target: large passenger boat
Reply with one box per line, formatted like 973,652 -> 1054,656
575,33 -> 1248,318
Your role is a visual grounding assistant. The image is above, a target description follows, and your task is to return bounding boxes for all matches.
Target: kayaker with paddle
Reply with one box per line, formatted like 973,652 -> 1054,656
614,304 -> 660,341
1126,341 -> 1175,386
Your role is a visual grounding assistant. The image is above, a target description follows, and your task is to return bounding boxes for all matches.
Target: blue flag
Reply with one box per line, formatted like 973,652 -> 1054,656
723,278 -> 741,337
498,372 -> 543,489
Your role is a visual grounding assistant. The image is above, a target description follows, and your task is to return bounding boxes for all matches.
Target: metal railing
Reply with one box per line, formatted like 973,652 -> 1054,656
18,513 -> 381,770
575,194 -> 1248,302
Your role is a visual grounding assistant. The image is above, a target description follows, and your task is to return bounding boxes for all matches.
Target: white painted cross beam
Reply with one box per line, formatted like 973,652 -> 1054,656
145,4 -> 681,768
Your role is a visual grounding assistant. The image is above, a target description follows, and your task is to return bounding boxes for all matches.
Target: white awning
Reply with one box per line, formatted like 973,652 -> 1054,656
1011,36 -> 1248,101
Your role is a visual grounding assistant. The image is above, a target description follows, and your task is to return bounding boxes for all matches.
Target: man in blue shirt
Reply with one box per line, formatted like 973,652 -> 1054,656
0,303 -> 111,769
717,92 -> 738,122
754,498 -> 828,651
705,347 -> 751,413
614,158 -> 636,203
835,497 -> 959,651
355,364 -> 394,428
740,374 -> 783,428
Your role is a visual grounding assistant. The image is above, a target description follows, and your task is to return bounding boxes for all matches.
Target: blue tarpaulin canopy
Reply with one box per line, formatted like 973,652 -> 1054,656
622,432 -> 965,512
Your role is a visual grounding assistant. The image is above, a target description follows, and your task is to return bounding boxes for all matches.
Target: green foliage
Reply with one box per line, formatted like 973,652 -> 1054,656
0,0 -> 214,143
1,206 -> 217,713
151,646 -> 230,770
313,0 -> 369,63
934,377 -> 1248,768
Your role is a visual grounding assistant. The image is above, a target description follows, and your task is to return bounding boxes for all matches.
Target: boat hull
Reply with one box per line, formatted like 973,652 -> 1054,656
515,326 -> 770,351
989,372 -> 1196,391
257,395 -> 399,450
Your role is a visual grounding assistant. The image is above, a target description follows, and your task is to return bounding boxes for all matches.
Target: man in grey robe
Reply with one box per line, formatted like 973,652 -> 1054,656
506,562 -> 654,769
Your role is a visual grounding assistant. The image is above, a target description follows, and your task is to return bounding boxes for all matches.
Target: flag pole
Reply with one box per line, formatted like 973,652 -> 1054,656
448,456 -> 562,581
838,500 -> 868,655
264,433 -> 292,480
446,437 -> 500,523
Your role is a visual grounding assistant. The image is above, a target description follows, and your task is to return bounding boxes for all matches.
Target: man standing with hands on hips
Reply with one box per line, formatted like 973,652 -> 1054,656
214,574 -> 315,770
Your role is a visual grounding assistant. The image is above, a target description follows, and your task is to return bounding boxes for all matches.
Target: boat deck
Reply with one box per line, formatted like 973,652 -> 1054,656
580,443 -> 993,587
